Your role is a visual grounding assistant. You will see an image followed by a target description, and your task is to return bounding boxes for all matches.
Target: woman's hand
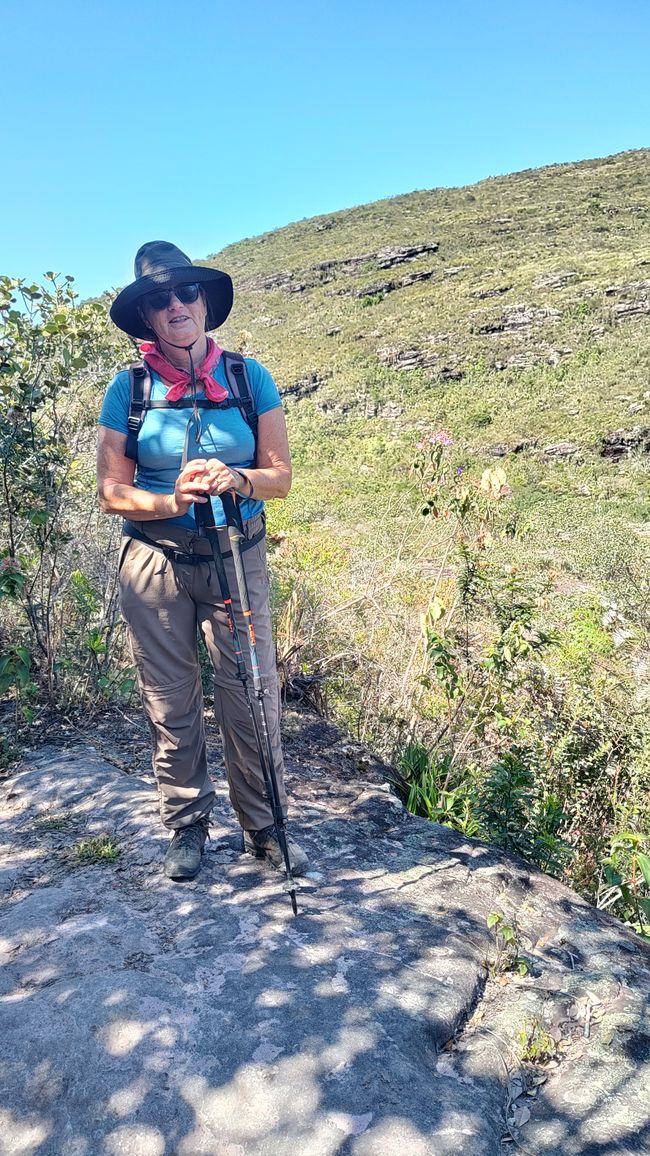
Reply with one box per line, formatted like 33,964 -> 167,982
169,458 -> 245,516
97,431 -> 253,522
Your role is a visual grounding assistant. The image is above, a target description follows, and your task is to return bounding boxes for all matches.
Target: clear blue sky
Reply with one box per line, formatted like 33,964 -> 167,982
1,0 -> 648,299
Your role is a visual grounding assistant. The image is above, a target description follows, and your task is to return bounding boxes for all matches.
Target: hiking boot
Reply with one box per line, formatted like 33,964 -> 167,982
164,816 -> 210,880
243,824 -> 309,876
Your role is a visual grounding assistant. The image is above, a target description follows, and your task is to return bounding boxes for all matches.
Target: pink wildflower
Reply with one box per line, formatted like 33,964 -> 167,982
428,428 -> 454,447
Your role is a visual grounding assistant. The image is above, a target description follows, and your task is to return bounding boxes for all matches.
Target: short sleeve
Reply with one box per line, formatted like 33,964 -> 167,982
98,370 -> 131,434
243,358 -> 282,417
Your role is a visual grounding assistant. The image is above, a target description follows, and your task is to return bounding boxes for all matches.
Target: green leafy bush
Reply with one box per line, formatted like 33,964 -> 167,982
0,273 -> 134,720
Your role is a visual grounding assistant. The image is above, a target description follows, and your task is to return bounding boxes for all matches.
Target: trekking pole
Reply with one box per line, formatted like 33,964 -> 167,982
219,490 -> 299,914
194,493 -> 299,915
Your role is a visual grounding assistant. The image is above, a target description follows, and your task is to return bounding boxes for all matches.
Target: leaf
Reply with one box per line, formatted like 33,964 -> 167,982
636,853 -> 650,889
487,912 -> 501,928
512,1104 -> 531,1128
429,595 -> 446,624
508,1076 -> 525,1099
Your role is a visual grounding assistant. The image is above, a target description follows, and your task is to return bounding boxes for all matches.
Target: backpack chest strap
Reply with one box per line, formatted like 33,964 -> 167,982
125,354 -> 257,463
145,397 -> 246,411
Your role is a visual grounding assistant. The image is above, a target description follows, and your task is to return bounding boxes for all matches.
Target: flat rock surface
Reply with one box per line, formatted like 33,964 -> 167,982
1,712 -> 649,1155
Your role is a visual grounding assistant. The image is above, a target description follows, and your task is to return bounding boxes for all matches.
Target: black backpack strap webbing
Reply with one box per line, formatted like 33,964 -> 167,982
145,398 -> 242,410
221,351 -> 258,451
125,363 -> 152,462
124,354 -> 259,463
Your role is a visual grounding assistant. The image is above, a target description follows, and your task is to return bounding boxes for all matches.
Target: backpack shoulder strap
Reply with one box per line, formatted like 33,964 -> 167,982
125,362 -> 152,462
221,351 -> 258,449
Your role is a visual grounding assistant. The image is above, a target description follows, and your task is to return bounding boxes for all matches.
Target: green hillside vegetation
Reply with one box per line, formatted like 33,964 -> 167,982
2,149 -> 650,933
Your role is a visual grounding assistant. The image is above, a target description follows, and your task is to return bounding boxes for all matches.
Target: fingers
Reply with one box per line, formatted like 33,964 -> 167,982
178,457 -> 237,498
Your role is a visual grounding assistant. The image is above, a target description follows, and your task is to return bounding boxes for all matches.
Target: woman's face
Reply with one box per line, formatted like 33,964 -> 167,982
141,286 -> 207,350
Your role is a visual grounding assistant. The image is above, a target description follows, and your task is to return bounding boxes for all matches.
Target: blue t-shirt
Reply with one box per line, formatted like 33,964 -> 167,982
98,356 -> 282,528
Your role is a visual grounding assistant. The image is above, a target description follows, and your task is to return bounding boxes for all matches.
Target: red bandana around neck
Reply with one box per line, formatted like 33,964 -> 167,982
140,338 -> 228,402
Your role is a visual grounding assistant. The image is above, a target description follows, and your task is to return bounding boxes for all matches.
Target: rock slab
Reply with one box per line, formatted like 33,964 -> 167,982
1,724 -> 649,1155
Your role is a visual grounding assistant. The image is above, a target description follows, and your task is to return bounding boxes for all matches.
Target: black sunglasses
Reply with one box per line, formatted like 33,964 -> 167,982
145,283 -> 201,312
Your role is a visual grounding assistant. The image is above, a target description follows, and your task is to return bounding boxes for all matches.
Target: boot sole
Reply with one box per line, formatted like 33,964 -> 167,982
164,865 -> 202,881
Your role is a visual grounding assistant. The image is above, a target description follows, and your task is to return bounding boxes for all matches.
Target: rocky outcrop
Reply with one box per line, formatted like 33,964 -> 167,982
242,244 -> 439,296
612,300 -> 650,322
377,345 -> 464,378
543,441 -> 581,458
472,304 -> 562,335
377,345 -> 439,370
604,281 -> 650,323
374,242 -> 439,269
1,717 -> 648,1155
353,270 -> 436,300
534,271 -> 579,290
600,426 -> 650,460
604,280 -> 650,297
280,372 -> 329,402
364,400 -> 404,419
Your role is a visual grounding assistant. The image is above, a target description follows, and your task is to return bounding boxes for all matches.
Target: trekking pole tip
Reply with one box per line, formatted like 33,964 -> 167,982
281,877 -> 299,915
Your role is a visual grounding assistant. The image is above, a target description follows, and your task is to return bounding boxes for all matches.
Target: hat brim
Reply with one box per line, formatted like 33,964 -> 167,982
109,265 -> 234,340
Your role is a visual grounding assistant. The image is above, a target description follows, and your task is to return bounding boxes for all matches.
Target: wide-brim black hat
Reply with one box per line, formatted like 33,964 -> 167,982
110,240 -> 234,340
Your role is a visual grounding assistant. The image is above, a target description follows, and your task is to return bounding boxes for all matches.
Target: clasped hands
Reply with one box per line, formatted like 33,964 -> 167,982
171,457 -> 246,516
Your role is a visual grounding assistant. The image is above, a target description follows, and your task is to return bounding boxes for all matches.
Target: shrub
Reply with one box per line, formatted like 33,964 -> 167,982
0,273 -> 133,719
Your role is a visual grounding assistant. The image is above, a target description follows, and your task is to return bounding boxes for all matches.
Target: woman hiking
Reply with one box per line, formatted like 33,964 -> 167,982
96,240 -> 308,883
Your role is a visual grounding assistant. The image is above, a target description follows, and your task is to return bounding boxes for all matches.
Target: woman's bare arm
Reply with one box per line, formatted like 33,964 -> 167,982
97,426 -> 213,519
96,405 -> 291,519
237,406 -> 292,500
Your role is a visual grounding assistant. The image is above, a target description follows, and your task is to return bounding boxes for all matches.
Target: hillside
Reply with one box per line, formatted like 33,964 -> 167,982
198,149 -> 650,712
211,148 -> 650,539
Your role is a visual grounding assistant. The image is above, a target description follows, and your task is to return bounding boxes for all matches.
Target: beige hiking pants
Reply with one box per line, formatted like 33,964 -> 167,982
118,514 -> 287,832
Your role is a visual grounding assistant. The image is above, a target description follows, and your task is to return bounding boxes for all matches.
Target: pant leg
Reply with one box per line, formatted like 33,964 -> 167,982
119,537 -> 216,829
194,532 -> 288,831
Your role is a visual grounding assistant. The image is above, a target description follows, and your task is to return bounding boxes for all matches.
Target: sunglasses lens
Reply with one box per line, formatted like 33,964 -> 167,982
146,289 -> 172,311
176,283 -> 200,305
145,283 -> 201,312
